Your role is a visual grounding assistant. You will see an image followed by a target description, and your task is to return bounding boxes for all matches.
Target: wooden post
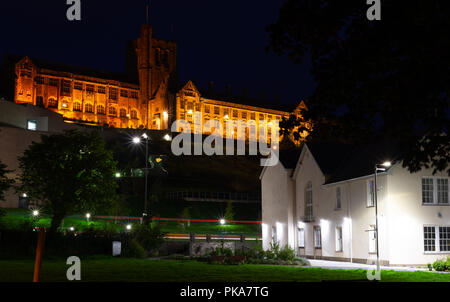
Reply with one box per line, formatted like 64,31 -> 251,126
33,227 -> 46,282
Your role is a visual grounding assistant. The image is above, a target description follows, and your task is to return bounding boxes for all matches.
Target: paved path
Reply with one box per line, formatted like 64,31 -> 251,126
308,259 -> 428,272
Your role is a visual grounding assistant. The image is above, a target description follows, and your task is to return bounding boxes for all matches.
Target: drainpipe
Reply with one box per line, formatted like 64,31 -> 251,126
292,173 -> 298,256
347,181 -> 353,263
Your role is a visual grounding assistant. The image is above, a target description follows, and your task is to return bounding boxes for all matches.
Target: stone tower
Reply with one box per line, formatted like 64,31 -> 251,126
135,24 -> 177,129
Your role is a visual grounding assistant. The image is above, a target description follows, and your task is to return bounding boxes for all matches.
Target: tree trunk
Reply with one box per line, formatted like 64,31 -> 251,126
49,212 -> 65,234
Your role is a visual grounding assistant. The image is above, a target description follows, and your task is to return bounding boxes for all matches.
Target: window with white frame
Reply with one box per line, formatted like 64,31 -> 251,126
368,225 -> 377,253
424,226 -> 450,252
367,180 -> 375,207
314,226 -> 321,248
335,187 -> 342,210
298,228 -> 305,248
335,227 -> 343,252
305,181 -> 313,219
272,226 -> 277,244
422,177 -> 449,205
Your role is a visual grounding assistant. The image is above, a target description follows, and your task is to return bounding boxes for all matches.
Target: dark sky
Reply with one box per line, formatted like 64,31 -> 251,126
0,0 -> 315,105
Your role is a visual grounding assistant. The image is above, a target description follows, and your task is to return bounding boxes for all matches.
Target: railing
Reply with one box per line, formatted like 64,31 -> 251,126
301,215 -> 315,222
166,191 -> 261,203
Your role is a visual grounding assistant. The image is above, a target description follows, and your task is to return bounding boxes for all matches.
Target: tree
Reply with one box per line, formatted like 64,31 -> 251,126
224,201 -> 234,221
267,0 -> 450,174
18,130 -> 118,233
0,160 -> 14,202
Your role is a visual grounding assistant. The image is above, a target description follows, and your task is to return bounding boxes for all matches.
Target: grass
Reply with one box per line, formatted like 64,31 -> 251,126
1,209 -> 261,237
0,257 -> 449,282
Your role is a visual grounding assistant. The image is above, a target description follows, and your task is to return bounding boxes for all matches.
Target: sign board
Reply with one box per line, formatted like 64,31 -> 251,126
112,241 -> 121,256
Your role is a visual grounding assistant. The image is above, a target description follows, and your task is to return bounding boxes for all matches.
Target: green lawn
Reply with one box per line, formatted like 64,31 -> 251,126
0,257 -> 449,282
2,209 -> 260,237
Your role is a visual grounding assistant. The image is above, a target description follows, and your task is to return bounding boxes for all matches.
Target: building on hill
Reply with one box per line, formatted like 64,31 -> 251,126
260,142 -> 450,266
2,24 -> 309,142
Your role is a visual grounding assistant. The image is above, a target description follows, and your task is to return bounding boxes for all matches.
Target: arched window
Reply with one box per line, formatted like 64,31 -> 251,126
97,105 -> 105,115
48,98 -> 58,108
305,181 -> 313,220
120,108 -> 127,118
130,110 -> 138,119
109,106 -> 117,116
73,102 -> 81,112
85,103 -> 94,113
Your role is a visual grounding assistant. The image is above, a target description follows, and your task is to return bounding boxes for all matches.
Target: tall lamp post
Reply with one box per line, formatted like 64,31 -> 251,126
374,161 -> 391,272
133,133 -> 150,223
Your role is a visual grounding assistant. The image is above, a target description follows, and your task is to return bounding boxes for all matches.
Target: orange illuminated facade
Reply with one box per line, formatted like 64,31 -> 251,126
12,24 -> 308,140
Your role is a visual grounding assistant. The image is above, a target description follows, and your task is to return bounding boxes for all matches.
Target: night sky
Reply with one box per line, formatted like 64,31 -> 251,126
0,1 -> 315,106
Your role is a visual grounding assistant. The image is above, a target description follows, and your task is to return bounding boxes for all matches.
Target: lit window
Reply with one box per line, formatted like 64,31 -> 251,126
314,226 -> 321,248
298,228 -> 305,248
85,103 -> 94,113
27,120 -> 37,131
367,180 -> 375,207
423,226 -> 450,252
305,181 -> 313,220
97,105 -> 105,115
73,102 -> 81,112
336,187 -> 342,210
109,106 -> 117,116
335,227 -> 343,252
422,177 -> 449,205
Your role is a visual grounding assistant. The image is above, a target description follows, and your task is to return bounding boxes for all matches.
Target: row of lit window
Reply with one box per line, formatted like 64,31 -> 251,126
34,77 -> 139,99
179,101 -> 281,121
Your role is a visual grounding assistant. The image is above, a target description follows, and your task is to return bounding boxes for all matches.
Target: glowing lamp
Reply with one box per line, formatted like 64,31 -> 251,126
382,161 -> 391,167
219,219 -> 226,225
132,137 -> 141,144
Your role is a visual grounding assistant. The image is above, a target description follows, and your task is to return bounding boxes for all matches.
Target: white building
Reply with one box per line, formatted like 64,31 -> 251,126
261,142 -> 450,266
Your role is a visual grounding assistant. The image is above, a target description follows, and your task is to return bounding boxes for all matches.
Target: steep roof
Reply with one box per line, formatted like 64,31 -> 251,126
4,54 -> 139,85
176,80 -> 298,112
323,140 -> 402,184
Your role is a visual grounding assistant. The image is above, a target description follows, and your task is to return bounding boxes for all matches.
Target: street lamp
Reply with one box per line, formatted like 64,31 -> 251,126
374,161 -> 391,272
132,133 -> 150,223
85,213 -> 91,223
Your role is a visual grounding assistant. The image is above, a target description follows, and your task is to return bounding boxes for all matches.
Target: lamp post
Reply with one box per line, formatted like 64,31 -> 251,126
374,161 -> 391,272
133,133 -> 150,223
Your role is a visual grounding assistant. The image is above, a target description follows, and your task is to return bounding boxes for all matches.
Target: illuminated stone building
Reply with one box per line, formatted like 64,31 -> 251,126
9,24 -> 307,140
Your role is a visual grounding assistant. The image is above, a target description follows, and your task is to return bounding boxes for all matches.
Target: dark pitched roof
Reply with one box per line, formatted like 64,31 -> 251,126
4,54 -> 139,85
306,142 -> 355,176
323,141 -> 403,184
200,89 -> 297,112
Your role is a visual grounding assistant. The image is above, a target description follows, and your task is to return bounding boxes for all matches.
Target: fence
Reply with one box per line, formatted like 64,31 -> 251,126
165,191 -> 261,203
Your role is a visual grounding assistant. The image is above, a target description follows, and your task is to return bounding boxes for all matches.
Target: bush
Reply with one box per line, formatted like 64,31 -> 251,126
277,245 -> 295,261
131,222 -> 165,255
122,238 -> 146,258
432,258 -> 448,271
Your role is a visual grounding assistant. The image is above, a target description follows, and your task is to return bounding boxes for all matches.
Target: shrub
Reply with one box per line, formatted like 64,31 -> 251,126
122,238 -> 146,258
432,259 -> 447,271
131,222 -> 165,255
277,245 -> 295,261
